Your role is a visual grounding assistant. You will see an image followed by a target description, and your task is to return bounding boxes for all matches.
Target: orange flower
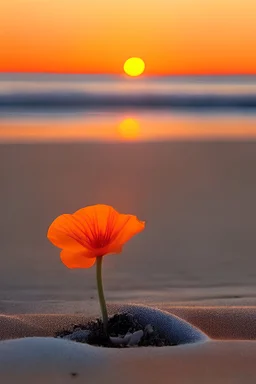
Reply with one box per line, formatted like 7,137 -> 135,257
47,204 -> 145,269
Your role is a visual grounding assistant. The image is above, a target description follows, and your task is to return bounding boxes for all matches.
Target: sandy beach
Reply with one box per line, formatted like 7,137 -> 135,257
1,140 -> 256,382
1,306 -> 256,383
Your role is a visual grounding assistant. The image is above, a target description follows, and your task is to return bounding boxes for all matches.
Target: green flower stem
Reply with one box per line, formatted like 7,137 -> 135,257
96,256 -> 108,333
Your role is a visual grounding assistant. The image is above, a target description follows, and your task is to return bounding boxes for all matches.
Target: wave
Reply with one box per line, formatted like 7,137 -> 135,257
0,92 -> 256,110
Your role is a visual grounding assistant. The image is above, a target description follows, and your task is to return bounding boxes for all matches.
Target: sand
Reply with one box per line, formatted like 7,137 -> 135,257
0,305 -> 256,340
1,307 -> 256,383
1,338 -> 256,384
1,141 -> 256,381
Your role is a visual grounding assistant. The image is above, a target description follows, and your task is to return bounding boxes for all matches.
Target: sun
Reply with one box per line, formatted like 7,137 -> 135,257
123,57 -> 145,77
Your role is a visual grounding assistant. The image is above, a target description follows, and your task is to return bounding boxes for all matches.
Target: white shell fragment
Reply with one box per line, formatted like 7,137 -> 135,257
110,330 -> 144,347
109,336 -> 127,346
123,332 -> 132,344
127,330 -> 144,347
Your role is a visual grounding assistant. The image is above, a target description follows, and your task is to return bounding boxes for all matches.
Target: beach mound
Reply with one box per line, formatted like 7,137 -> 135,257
1,337 -> 256,383
0,304 -> 208,344
1,306 -> 256,383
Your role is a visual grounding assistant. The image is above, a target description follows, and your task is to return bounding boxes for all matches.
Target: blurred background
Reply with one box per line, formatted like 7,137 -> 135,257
0,1 -> 256,313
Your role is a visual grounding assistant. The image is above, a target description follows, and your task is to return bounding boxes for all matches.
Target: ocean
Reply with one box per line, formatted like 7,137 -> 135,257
0,74 -> 256,313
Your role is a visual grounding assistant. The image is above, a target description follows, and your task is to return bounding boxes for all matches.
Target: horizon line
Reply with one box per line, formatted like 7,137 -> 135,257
0,71 -> 256,78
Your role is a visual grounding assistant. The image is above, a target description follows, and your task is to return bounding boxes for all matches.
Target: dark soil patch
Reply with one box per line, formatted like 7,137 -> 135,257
56,313 -> 175,348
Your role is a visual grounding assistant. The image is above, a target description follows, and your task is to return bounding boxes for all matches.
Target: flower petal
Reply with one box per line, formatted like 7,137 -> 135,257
60,250 -> 96,269
99,244 -> 123,257
73,205 -> 145,254
48,205 -> 145,259
73,205 -> 120,249
112,214 -> 145,245
73,204 -> 117,234
47,214 -> 90,252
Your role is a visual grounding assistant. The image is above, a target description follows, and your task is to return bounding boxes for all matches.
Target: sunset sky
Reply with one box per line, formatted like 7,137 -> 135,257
1,0 -> 256,75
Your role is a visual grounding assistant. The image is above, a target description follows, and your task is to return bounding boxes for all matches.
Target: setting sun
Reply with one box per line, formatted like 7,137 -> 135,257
123,58 -> 145,77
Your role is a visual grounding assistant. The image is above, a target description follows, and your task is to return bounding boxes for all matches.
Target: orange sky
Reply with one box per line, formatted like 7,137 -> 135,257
0,0 -> 256,74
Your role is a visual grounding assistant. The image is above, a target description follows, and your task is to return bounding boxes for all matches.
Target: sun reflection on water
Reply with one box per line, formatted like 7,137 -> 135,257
1,113 -> 256,142
118,118 -> 140,140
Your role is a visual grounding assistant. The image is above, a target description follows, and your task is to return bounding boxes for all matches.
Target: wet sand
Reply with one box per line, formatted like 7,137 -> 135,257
1,142 -> 256,311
